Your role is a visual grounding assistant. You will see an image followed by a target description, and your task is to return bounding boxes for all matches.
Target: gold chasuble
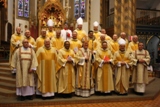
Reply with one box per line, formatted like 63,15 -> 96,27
51,37 -> 64,50
70,39 -> 82,53
95,48 -> 114,92
24,36 -> 36,49
35,36 -> 47,51
127,41 -> 138,53
88,38 -> 98,51
11,47 -> 38,87
36,47 -> 57,94
93,31 -> 101,40
46,30 -> 56,39
9,33 -> 24,64
113,50 -> 133,94
57,48 -> 76,94
75,29 -> 87,41
110,40 -> 119,54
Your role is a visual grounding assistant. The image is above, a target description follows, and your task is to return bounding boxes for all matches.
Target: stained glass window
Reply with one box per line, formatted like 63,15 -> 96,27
74,0 -> 86,19
18,0 -> 29,18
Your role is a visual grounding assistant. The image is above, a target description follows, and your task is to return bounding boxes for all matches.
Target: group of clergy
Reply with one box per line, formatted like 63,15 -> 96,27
9,17 -> 150,101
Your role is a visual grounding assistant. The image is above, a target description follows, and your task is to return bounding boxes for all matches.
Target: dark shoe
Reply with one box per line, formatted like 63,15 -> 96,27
117,92 -> 128,96
26,95 -> 33,100
50,96 -> 55,99
12,73 -> 16,76
36,95 -> 42,98
42,97 -> 47,100
104,92 -> 112,96
62,94 -> 72,98
20,96 -> 25,101
136,92 -> 144,96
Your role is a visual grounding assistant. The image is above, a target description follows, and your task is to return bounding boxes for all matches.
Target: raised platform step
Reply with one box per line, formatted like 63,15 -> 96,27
0,76 -> 16,84
0,87 -> 16,97
0,71 -> 15,78
0,81 -> 16,91
0,67 -> 12,71
0,62 -> 10,67
0,78 -> 160,107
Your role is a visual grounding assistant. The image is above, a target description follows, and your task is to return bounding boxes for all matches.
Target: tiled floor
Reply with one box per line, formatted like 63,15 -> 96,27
29,94 -> 160,107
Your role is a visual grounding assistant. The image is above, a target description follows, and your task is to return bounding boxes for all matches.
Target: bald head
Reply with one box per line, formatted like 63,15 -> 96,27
100,34 -> 106,41
22,39 -> 29,48
112,34 -> 118,41
120,32 -> 126,39
25,30 -> 31,38
132,35 -> 138,43
16,27 -> 21,35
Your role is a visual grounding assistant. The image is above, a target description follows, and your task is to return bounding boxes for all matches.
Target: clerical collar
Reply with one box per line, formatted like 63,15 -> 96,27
44,46 -> 51,50
83,48 -> 88,52
139,49 -> 143,52
64,48 -> 70,51
119,50 -> 125,53
16,33 -> 21,36
72,39 -> 77,41
77,28 -> 81,31
102,48 -> 107,51
22,47 -> 28,50
94,31 -> 98,33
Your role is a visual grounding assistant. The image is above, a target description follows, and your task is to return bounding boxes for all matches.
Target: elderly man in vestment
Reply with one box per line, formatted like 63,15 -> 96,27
11,39 -> 38,101
113,38 -> 133,95
46,19 -> 56,39
75,17 -> 87,41
93,21 -> 101,39
10,27 -> 24,74
36,38 -> 57,99
61,23 -> 72,41
132,42 -> 150,95
69,31 -> 82,54
51,30 -> 64,50
57,41 -> 76,98
35,28 -> 47,51
75,39 -> 94,97
110,34 -> 119,54
24,30 -> 36,50
118,32 -> 129,49
95,41 -> 114,95
97,34 -> 112,50
127,35 -> 139,53
100,28 -> 112,42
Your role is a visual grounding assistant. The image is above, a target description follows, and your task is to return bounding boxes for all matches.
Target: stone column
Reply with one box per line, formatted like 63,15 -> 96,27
114,0 -> 136,37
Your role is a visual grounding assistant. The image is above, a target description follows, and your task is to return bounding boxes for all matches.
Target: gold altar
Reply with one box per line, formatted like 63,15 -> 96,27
38,0 -> 66,33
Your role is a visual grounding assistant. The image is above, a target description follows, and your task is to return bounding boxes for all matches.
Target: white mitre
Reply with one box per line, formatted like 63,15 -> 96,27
93,21 -> 99,26
47,19 -> 54,27
118,38 -> 126,45
77,17 -> 83,25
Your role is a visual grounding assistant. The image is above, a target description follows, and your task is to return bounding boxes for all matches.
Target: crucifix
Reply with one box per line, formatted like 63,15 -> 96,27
64,0 -> 71,19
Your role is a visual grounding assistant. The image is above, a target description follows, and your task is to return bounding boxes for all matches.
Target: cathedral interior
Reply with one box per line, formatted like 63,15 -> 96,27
0,0 -> 160,106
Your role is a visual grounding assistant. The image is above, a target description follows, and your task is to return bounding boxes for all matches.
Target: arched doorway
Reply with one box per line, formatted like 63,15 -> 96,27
38,0 -> 66,34
146,36 -> 160,65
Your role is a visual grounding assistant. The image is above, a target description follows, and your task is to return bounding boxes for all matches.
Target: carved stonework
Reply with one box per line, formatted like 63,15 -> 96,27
38,0 -> 66,29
